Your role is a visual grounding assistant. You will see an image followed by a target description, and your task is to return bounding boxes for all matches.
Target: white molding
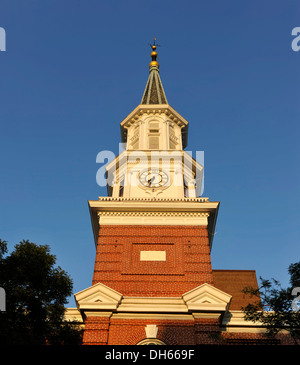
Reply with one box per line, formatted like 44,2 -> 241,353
90,198 -> 218,212
84,311 -> 113,318
193,312 -> 222,320
73,284 -> 269,333
97,196 -> 210,202
88,198 -> 219,247
97,211 -> 209,217
97,211 -> 209,226
120,104 -> 189,135
74,283 -> 123,311
145,324 -> 158,339
65,307 -> 267,332
140,250 -> 166,261
74,283 -> 231,316
64,308 -> 84,322
220,311 -> 267,333
117,297 -> 187,313
182,283 -> 232,312
110,313 -> 193,320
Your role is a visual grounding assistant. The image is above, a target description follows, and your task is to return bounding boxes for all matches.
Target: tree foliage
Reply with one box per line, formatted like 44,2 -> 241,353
0,239 -> 82,345
242,262 -> 300,344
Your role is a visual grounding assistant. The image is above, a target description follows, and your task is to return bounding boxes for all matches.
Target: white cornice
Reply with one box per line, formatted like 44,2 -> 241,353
97,211 -> 210,217
74,283 -> 231,317
73,284 -> 268,332
97,196 -> 209,203
97,211 -> 210,227
88,197 -> 219,247
89,197 -> 218,211
117,297 -> 187,313
120,104 -> 189,148
220,310 -> 267,333
120,104 -> 189,130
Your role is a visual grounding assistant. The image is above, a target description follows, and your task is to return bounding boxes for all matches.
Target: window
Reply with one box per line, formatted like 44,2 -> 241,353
169,140 -> 177,149
169,123 -> 178,150
130,124 -> 139,149
149,136 -> 159,149
149,122 -> 159,129
148,121 -> 160,149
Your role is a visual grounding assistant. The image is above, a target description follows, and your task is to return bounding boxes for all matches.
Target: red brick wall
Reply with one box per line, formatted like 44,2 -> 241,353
108,318 -> 195,345
83,315 -> 297,345
84,224 -> 298,346
213,270 -> 260,310
92,225 -> 213,296
83,316 -> 110,345
83,316 -> 222,345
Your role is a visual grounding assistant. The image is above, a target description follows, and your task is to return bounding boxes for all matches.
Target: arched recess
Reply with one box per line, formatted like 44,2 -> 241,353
137,338 -> 166,345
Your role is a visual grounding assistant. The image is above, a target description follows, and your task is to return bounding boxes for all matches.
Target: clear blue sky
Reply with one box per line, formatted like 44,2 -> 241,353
0,1 -> 299,306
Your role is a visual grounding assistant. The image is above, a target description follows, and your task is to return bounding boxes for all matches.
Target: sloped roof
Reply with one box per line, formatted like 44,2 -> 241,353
141,65 -> 168,105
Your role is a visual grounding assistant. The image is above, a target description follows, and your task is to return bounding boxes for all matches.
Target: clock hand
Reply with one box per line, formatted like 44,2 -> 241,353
147,176 -> 155,186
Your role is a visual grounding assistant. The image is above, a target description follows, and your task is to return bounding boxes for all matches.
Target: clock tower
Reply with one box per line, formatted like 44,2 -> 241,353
74,41 -> 233,345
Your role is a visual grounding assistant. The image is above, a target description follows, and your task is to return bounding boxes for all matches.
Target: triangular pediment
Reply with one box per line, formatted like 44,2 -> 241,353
182,283 -> 232,312
74,283 -> 123,311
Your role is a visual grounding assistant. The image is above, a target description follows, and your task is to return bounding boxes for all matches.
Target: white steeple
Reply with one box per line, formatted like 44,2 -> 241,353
104,40 -> 203,200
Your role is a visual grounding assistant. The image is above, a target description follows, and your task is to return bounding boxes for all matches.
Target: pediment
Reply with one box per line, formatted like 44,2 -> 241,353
182,283 -> 232,312
74,283 -> 122,311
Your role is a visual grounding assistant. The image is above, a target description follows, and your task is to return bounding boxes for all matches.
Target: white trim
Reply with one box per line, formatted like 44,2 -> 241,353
182,283 -> 232,312
74,282 -> 122,311
74,283 -> 231,316
97,211 -> 209,226
145,324 -> 158,339
221,310 -> 265,332
88,198 -> 219,248
140,250 -> 166,261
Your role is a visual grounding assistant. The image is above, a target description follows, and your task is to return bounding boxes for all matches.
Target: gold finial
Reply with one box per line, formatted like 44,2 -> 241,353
149,38 -> 159,69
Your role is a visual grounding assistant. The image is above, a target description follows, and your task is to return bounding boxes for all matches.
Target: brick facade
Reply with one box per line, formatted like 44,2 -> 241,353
83,316 -> 222,345
79,224 -> 296,345
92,225 -> 214,296
80,224 -> 221,345
82,316 -> 297,345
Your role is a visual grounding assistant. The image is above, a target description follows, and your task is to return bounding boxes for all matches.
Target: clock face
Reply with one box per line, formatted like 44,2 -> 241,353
139,169 -> 168,188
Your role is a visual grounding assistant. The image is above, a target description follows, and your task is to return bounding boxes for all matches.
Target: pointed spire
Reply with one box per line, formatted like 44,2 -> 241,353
141,38 -> 168,105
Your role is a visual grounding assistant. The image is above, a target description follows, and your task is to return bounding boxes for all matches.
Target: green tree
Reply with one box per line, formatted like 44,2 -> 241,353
0,239 -> 82,345
242,262 -> 300,344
